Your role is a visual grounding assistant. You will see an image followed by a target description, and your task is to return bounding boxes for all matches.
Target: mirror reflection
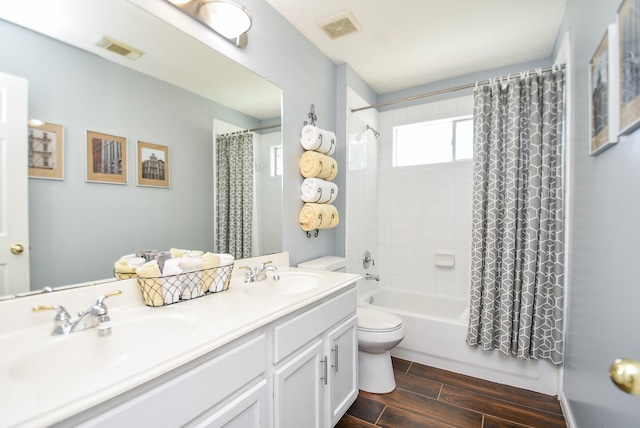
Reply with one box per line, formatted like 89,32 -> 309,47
0,0 -> 282,295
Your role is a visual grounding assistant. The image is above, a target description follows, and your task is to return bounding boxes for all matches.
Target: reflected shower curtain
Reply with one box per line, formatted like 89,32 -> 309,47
466,69 -> 565,364
215,132 -> 254,259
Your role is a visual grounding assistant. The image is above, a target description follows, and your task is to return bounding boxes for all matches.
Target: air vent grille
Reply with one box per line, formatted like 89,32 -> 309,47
95,36 -> 144,60
319,12 -> 361,40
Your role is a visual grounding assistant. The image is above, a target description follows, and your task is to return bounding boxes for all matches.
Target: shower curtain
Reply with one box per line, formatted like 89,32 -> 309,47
466,68 -> 565,364
215,132 -> 254,259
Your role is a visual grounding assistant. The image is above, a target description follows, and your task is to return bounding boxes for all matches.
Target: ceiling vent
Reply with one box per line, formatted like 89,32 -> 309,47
318,12 -> 362,40
94,36 -> 144,60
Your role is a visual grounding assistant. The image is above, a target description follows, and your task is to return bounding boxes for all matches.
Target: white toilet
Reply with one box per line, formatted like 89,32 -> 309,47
297,256 -> 407,394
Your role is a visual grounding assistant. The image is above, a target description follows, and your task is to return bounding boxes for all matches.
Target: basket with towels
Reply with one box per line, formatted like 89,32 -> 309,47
114,249 -> 234,307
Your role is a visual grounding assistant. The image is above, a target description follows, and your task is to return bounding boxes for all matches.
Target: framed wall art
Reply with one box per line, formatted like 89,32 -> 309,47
589,23 -> 620,155
86,130 -> 127,184
28,122 -> 64,179
618,0 -> 640,135
136,140 -> 169,188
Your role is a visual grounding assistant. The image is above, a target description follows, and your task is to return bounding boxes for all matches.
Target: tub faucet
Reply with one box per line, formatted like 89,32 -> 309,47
366,273 -> 380,281
239,261 -> 279,283
32,290 -> 122,337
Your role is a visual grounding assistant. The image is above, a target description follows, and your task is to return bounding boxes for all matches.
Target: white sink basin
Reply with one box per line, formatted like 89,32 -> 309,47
9,313 -> 193,383
243,272 -> 327,297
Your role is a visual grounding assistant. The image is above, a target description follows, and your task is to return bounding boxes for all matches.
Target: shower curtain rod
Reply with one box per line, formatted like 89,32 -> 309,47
246,123 -> 281,132
350,64 -> 566,113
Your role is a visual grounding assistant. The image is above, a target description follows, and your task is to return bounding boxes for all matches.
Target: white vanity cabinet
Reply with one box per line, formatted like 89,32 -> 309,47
273,287 -> 358,427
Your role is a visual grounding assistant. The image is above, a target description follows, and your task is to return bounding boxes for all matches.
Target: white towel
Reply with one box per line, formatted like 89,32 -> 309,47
300,125 -> 336,155
161,259 -> 184,304
301,178 -> 338,203
179,257 -> 203,299
209,253 -> 235,292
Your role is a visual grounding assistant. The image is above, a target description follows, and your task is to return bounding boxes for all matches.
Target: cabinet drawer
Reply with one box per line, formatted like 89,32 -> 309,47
274,287 -> 356,364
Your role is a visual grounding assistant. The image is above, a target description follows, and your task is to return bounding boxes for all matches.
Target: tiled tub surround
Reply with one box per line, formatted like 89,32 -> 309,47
0,252 -> 359,427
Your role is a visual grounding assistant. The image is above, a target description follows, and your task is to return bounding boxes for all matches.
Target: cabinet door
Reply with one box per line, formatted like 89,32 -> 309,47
189,379 -> 268,428
327,315 -> 358,426
274,340 -> 324,428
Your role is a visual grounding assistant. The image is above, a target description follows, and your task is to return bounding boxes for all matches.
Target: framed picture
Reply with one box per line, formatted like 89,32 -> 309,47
618,0 -> 640,135
86,131 -> 127,184
28,122 -> 64,179
589,23 -> 620,155
136,140 -> 169,188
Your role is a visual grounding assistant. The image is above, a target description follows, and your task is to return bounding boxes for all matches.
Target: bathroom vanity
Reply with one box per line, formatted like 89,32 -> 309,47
0,253 -> 360,427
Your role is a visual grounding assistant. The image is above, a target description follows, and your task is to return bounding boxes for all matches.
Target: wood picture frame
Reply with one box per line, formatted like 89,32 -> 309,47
618,0 -> 640,135
86,130 -> 127,184
589,23 -> 620,155
136,140 -> 169,188
28,122 -> 64,179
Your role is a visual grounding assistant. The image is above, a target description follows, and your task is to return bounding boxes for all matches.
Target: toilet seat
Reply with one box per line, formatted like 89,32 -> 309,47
357,307 -> 403,333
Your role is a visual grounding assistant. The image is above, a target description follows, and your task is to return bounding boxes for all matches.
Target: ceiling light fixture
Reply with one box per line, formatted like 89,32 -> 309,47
166,0 -> 252,48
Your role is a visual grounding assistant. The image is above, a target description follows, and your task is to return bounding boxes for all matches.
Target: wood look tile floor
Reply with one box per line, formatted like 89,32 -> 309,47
336,358 -> 566,428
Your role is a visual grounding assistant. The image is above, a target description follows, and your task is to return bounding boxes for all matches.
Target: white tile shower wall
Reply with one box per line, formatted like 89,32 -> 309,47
346,88 -> 379,281
377,95 -> 473,300
256,131 -> 283,256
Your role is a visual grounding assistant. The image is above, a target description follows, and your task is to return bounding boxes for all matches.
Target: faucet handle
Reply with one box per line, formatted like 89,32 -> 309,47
259,260 -> 274,269
32,305 -> 71,323
96,290 -> 122,306
238,265 -> 254,274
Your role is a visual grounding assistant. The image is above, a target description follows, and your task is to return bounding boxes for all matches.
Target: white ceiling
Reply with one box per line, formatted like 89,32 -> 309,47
264,0 -> 567,94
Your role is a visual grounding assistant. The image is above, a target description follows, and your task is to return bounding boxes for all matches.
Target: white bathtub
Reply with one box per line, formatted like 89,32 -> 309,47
358,288 -> 559,395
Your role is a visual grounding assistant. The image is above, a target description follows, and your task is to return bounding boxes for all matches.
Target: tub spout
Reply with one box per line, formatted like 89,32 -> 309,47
366,273 -> 380,281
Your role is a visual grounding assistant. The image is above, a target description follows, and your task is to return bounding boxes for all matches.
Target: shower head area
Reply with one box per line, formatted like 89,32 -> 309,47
366,125 -> 380,139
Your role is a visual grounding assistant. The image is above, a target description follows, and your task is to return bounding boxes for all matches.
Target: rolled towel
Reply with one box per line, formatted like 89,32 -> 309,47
299,203 -> 340,231
213,253 -> 234,292
218,253 -> 234,266
170,248 -> 188,258
161,258 -> 183,304
179,257 -> 203,299
300,125 -> 336,155
201,252 -> 221,293
299,151 -> 338,181
126,257 -> 147,267
137,260 -> 164,307
301,178 -> 338,203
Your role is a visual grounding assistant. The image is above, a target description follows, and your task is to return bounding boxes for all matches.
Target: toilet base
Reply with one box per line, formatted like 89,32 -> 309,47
358,350 -> 396,393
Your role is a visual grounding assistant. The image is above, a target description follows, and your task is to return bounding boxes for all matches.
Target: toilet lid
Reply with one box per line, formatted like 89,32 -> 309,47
357,307 -> 403,332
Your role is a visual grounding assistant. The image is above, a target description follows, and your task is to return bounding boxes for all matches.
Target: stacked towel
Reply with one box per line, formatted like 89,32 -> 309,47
201,252 -> 221,293
299,203 -> 340,231
161,259 -> 184,304
300,125 -> 336,155
114,255 -> 147,279
301,178 -> 338,203
179,257 -> 204,299
137,260 -> 165,307
212,253 -> 235,292
299,151 -> 338,181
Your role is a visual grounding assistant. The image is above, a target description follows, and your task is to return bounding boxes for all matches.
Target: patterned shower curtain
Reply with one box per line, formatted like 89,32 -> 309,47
215,132 -> 254,259
466,68 -> 565,364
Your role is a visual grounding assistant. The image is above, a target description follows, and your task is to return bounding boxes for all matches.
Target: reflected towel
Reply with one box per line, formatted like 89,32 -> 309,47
137,260 -> 165,307
300,125 -> 336,155
299,151 -> 338,181
301,178 -> 338,203
170,248 -> 188,258
299,203 -> 340,231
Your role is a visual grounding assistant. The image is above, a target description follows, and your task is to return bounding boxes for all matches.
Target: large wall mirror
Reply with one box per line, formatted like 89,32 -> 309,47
0,0 -> 283,295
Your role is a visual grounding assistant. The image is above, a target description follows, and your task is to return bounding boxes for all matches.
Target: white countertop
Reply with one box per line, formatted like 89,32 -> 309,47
0,255 -> 360,428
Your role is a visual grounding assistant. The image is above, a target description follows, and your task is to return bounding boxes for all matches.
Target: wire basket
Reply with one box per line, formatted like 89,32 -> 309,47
114,271 -> 138,280
135,263 -> 234,307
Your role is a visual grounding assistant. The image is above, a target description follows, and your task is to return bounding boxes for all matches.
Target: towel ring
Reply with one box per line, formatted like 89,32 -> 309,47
314,187 -> 324,203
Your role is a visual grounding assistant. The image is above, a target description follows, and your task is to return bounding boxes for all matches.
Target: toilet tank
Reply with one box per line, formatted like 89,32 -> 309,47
297,256 -> 347,272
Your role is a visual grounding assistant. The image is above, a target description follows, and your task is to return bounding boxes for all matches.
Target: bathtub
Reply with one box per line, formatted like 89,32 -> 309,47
358,288 -> 559,395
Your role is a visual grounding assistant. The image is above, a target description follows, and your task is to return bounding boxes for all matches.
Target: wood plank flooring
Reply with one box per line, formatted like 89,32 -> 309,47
336,357 -> 566,428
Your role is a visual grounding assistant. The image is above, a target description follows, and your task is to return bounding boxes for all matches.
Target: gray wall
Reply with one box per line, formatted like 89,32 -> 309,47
558,0 -> 640,426
0,19 -> 262,289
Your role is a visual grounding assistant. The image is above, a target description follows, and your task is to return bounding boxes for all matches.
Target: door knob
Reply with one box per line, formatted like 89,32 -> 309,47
10,244 -> 24,255
609,358 -> 640,395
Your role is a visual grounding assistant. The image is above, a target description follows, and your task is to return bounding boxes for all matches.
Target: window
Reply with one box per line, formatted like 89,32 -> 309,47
393,116 -> 473,167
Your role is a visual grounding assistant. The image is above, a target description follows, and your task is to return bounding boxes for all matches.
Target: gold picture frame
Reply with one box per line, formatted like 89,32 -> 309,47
618,0 -> 640,135
28,122 -> 64,180
589,23 -> 620,155
86,131 -> 127,184
137,140 -> 169,188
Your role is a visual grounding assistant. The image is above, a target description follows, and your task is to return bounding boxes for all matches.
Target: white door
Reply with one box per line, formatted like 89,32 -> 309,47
0,71 -> 30,295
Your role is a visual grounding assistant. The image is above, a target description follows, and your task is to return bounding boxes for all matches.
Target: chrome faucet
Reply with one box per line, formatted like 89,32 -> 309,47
33,290 -> 122,337
239,261 -> 279,283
